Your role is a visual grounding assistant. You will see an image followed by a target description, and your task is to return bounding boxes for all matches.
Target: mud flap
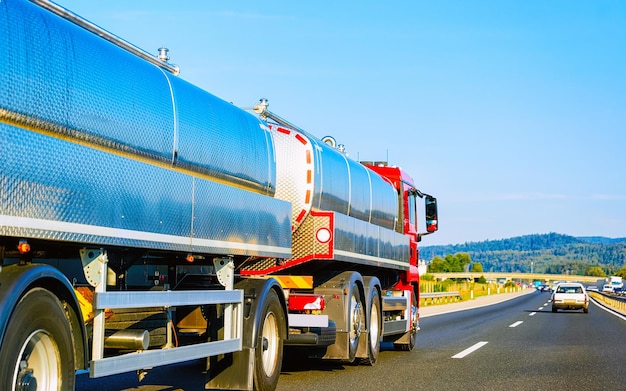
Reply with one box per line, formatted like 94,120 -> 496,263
205,277 -> 287,390
205,348 -> 254,390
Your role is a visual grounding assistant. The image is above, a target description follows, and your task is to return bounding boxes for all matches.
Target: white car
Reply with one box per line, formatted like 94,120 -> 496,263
551,282 -> 589,313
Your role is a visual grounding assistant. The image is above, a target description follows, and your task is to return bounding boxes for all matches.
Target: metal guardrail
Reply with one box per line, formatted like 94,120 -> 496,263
589,291 -> 626,316
420,292 -> 461,305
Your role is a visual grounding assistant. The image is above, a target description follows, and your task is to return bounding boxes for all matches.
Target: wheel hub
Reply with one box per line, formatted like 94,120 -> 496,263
17,368 -> 37,391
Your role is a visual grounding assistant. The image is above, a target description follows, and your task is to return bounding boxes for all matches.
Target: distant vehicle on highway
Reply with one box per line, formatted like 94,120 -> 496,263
551,282 -> 589,313
608,276 -> 623,292
537,284 -> 551,292
602,284 -> 614,293
586,285 -> 598,292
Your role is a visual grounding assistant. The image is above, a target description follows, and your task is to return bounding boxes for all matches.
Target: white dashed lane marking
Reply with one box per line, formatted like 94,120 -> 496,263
509,321 -> 524,328
452,341 -> 489,358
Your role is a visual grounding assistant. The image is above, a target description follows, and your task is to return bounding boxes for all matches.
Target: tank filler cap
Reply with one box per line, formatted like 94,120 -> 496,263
156,47 -> 180,75
253,98 -> 270,120
157,47 -> 170,62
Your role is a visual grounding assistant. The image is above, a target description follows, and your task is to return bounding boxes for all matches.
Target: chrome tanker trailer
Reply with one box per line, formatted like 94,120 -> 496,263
0,0 -> 438,390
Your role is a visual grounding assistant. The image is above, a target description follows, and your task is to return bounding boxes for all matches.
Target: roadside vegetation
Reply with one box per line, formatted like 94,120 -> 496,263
420,273 -> 520,304
422,233 -> 626,277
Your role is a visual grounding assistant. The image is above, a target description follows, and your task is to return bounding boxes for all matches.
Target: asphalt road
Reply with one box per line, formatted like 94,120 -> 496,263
76,291 -> 626,391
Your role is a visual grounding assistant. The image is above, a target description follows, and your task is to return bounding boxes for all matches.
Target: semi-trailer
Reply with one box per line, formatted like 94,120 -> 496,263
0,1 -> 439,390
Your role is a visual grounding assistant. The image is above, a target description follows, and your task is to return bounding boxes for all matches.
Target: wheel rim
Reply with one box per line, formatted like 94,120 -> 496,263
369,300 -> 380,352
12,329 -> 60,391
261,312 -> 280,377
349,290 -> 363,352
409,304 -> 418,347
410,304 -> 418,332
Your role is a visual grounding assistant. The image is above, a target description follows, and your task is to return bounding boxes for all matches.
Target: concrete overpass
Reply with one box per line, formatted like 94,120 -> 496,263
430,272 -> 602,284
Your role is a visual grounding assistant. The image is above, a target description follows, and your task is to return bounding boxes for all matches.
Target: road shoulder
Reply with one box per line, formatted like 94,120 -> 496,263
420,288 -> 536,318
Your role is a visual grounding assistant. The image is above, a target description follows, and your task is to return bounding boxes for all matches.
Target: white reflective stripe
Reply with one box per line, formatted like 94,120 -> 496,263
0,215 -> 289,253
288,314 -> 329,328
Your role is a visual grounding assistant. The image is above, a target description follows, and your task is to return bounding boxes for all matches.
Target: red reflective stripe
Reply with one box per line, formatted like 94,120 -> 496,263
295,134 -> 307,145
296,209 -> 307,222
277,127 -> 290,135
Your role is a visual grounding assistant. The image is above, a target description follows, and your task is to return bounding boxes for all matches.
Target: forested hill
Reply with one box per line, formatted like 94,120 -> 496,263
420,233 -> 626,275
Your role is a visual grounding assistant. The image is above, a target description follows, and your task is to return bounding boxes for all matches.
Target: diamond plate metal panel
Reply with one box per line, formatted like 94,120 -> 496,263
0,124 -> 291,257
269,125 -> 314,231
171,79 -> 276,194
0,0 -> 274,196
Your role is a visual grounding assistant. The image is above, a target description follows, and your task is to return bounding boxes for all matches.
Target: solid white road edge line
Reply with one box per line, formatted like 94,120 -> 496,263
589,297 -> 626,321
452,341 -> 489,359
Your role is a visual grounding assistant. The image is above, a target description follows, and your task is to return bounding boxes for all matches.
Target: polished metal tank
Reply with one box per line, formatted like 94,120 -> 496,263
0,0 -> 291,256
270,124 -> 399,233
268,124 -> 408,270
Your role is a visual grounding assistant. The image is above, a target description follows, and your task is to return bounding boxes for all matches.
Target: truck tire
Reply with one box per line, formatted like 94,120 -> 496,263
0,287 -> 75,391
393,291 -> 417,352
362,288 -> 381,366
346,281 -> 364,363
253,289 -> 285,391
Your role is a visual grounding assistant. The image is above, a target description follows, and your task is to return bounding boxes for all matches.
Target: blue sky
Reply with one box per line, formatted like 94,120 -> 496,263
53,1 -> 626,246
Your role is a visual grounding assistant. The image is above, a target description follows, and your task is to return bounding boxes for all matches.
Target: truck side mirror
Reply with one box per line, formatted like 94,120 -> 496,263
425,196 -> 438,233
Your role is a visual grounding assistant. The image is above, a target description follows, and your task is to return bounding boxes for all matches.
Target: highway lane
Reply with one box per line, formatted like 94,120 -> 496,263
412,292 -> 626,390
76,291 -> 626,390
278,291 -> 626,390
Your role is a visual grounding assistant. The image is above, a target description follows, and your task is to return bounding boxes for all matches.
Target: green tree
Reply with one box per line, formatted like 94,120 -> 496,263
428,256 -> 445,273
471,262 -> 484,273
427,253 -> 473,273
456,253 -> 472,271
616,265 -> 626,279
444,254 -> 460,272
586,266 -> 606,277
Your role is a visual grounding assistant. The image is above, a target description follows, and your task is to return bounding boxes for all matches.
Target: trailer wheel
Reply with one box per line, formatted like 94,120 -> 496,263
0,288 -> 75,391
253,289 -> 285,391
346,282 -> 364,363
362,288 -> 381,366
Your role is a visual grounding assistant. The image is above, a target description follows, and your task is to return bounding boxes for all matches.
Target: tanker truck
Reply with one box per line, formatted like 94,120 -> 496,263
0,0 -> 439,390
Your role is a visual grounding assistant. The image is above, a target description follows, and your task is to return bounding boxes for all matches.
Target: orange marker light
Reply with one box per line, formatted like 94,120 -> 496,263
17,240 -> 30,254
